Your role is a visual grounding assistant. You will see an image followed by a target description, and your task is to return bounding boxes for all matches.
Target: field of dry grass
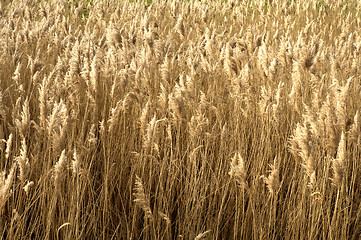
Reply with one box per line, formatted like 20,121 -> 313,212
0,0 -> 360,239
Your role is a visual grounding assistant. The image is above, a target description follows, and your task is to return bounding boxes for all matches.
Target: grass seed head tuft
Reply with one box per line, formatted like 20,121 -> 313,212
133,175 -> 153,220
229,152 -> 248,189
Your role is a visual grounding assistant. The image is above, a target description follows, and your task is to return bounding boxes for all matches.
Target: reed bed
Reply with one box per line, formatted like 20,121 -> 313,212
0,0 -> 360,239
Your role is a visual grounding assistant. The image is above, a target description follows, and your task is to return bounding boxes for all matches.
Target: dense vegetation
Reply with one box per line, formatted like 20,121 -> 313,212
0,0 -> 360,239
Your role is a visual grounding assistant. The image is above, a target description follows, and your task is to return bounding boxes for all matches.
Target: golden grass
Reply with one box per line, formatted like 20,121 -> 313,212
0,0 -> 360,239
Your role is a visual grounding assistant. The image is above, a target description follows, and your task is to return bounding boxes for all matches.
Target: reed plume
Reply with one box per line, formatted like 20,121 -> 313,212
229,152 -> 247,189
133,175 -> 153,220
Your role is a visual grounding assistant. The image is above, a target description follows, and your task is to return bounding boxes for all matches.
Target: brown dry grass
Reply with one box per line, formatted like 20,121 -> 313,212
0,0 -> 360,239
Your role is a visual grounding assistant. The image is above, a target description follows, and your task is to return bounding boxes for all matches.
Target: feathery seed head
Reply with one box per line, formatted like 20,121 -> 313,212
229,152 -> 247,189
133,175 -> 153,220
